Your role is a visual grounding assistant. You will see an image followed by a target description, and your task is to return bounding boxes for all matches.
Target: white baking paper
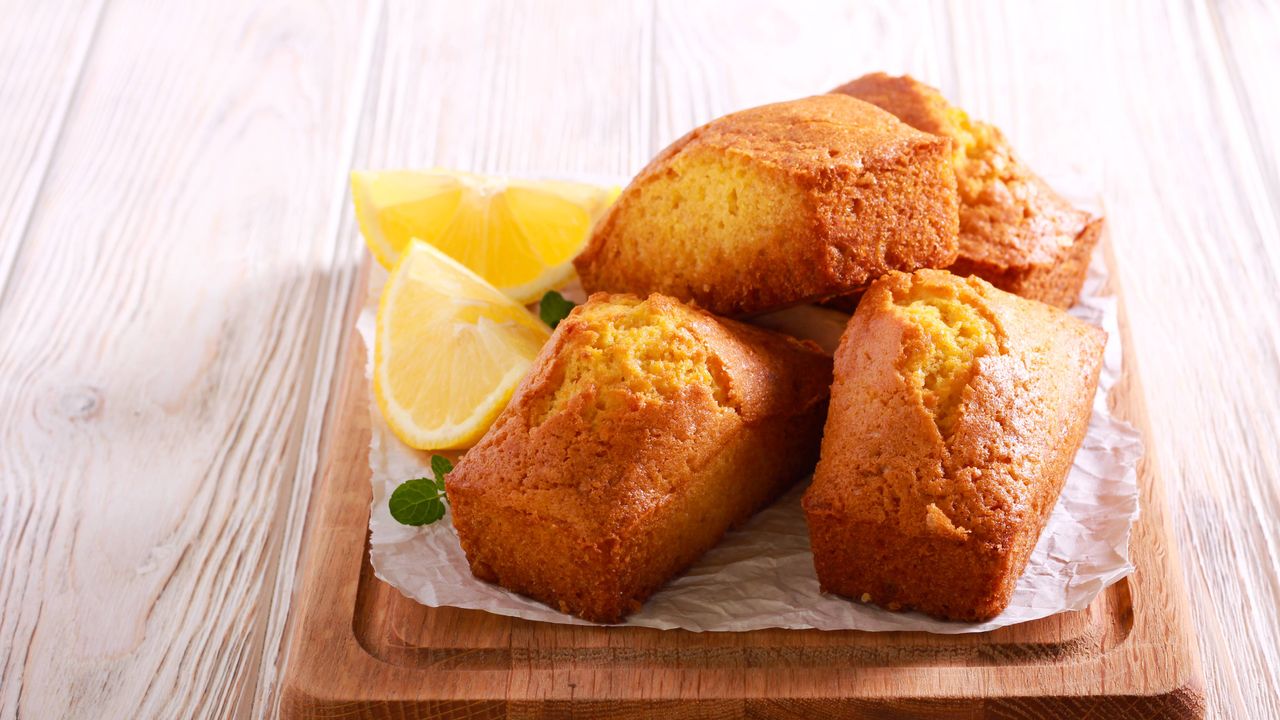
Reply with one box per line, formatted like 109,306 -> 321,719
360,176 -> 1142,633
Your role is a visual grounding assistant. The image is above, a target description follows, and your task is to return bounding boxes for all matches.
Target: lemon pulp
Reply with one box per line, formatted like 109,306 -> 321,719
352,170 -> 617,303
374,239 -> 549,449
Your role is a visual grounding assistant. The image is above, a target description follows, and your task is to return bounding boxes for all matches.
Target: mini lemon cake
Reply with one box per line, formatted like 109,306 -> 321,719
802,269 -> 1105,621
446,293 -> 832,623
573,95 -> 959,316
833,73 -> 1102,308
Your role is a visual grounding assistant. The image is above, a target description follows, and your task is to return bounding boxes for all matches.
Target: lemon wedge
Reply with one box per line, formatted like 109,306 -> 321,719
352,170 -> 618,303
374,240 -> 550,450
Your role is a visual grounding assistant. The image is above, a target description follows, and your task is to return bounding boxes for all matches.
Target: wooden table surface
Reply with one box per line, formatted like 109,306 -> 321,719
1,1 -> 1276,718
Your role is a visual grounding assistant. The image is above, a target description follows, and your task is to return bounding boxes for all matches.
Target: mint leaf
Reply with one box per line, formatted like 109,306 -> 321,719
431,454 -> 453,483
389,478 -> 445,526
390,455 -> 454,525
421,497 -> 446,524
539,290 -> 577,329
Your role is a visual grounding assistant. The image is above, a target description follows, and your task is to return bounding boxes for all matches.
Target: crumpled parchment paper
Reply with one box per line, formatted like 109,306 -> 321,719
358,176 -> 1141,633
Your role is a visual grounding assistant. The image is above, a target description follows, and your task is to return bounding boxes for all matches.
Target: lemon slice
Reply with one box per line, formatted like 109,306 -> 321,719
352,170 -> 618,303
374,239 -> 550,450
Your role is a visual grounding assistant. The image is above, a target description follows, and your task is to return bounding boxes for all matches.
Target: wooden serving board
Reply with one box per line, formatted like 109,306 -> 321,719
280,242 -> 1204,719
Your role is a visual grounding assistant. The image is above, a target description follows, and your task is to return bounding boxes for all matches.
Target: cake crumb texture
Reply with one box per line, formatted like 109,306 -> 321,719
890,279 -> 999,437
535,295 -> 729,422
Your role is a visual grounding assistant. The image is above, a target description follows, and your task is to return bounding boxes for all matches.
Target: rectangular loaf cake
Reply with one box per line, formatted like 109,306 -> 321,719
833,73 -> 1102,308
446,293 -> 832,622
802,269 -> 1105,621
574,94 -> 959,316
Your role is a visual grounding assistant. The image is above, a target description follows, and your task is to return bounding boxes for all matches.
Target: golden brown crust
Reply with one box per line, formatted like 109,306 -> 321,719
802,269 -> 1105,621
447,293 -> 832,622
950,216 -> 1104,309
833,73 -> 1099,308
574,95 -> 959,316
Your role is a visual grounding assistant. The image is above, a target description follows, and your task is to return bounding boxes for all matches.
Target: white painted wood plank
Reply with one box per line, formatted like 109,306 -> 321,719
651,0 -> 954,155
247,3 -> 385,718
0,1 -> 376,717
1210,0 -> 1280,236
1104,5 -> 1279,717
0,0 -> 105,301
360,0 -> 653,178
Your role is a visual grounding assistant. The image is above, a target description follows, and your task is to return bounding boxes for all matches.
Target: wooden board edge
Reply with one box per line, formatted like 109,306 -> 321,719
276,260 -> 389,716
1095,235 -> 1206,715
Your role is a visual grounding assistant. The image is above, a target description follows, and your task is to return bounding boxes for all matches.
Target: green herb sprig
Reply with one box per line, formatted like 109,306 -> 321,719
389,455 -> 452,526
539,290 -> 577,329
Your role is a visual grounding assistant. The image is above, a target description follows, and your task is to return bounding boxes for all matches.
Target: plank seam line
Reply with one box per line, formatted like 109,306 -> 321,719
1194,0 -> 1280,596
941,0 -> 961,99
1202,0 -> 1280,243
250,0 -> 387,717
0,0 -> 110,311
646,0 -> 657,161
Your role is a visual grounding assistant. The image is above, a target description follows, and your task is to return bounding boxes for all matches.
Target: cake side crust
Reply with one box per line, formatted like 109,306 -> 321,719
448,293 -> 833,622
803,270 -> 1105,621
833,73 -> 1098,307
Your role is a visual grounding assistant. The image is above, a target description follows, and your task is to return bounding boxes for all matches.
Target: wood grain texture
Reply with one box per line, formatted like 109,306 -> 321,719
0,0 -> 105,304
0,0 -> 376,717
279,238 -> 1204,719
2,1 -> 1277,718
359,0 -> 653,177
